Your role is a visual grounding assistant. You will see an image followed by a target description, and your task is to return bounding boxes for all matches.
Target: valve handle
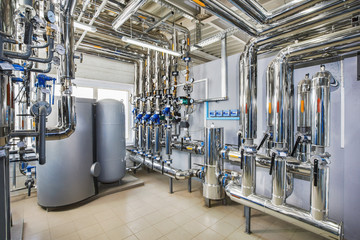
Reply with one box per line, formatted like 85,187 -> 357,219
238,132 -> 242,150
313,159 -> 319,187
257,133 -> 269,151
269,152 -> 276,175
240,149 -> 244,170
290,136 -> 302,157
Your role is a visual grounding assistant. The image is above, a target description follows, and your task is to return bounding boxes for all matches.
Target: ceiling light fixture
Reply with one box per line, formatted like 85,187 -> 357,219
121,36 -> 183,57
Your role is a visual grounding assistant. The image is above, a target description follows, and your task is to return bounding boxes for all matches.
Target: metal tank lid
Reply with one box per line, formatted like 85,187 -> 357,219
297,73 -> 311,91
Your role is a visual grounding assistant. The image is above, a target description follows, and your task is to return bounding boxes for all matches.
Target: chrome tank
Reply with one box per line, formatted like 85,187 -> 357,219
0,0 -> 16,36
297,74 -> 311,133
37,98 -> 96,207
0,74 -> 14,145
203,127 -> 224,200
311,66 -> 332,148
96,99 -> 126,183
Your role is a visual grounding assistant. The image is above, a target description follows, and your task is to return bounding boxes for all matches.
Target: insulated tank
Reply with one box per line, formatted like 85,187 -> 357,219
96,99 -> 126,183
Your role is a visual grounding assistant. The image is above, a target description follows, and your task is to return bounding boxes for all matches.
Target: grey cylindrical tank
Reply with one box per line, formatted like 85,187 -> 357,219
96,99 -> 126,183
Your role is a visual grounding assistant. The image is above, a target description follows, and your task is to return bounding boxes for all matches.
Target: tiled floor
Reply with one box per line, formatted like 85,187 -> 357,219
12,170 -> 327,240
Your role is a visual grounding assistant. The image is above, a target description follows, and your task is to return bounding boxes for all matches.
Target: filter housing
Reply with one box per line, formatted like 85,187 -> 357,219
96,99 -> 126,183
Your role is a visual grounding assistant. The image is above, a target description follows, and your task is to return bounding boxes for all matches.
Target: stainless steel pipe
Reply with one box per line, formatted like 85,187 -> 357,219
225,182 -> 343,240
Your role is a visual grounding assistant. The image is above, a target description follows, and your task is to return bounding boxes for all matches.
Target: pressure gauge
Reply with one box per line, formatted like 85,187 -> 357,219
45,10 -> 56,23
189,99 -> 194,104
171,86 -> 175,91
52,56 -> 60,66
55,44 -> 65,55
190,78 -> 194,83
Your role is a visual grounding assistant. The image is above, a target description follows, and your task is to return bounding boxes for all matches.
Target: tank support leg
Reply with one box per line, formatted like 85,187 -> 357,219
169,178 -> 173,194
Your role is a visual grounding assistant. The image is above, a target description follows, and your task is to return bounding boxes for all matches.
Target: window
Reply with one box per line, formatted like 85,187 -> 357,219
54,85 -> 94,99
98,89 -> 130,139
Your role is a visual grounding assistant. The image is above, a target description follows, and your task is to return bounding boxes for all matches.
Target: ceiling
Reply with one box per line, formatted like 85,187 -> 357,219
74,0 -> 296,65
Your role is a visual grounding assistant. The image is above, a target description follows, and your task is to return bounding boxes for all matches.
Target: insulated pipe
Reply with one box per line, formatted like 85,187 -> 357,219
112,0 -> 147,31
192,0 -> 258,36
128,153 -> 199,180
38,106 -> 46,165
221,35 -> 228,99
225,182 -> 343,240
241,39 -> 257,142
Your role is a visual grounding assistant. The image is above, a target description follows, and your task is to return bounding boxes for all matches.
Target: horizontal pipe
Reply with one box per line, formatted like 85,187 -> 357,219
128,153 -> 199,180
225,182 -> 343,240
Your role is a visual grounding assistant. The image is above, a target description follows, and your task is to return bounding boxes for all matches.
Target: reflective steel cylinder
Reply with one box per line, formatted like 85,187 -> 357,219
145,125 -> 152,154
0,0 -> 16,36
297,74 -> 312,133
273,58 -> 289,147
241,150 -> 256,196
203,127 -> 224,200
241,43 -> 257,140
138,124 -> 145,150
272,156 -> 287,205
165,128 -> 171,155
154,125 -> 160,155
311,158 -> 329,221
0,74 -> 14,144
266,62 -> 274,130
311,66 -> 331,148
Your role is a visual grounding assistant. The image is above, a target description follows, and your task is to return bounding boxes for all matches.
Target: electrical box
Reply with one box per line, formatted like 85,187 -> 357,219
230,109 -> 239,117
223,110 -> 230,117
215,110 -> 223,117
210,111 -> 216,117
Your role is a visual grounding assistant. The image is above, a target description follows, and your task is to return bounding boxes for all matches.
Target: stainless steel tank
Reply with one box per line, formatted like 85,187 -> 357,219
96,99 -> 126,183
311,66 -> 332,148
37,98 -> 96,207
297,74 -> 312,133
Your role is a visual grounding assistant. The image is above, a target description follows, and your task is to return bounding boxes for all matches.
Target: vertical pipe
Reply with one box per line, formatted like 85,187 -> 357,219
221,35 -> 228,98
271,156 -> 287,205
241,153 -> 256,196
154,125 -> 160,155
145,125 -> 152,154
38,106 -> 47,165
311,157 -> 329,221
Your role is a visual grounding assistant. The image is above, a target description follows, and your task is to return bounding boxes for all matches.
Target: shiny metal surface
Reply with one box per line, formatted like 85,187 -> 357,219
112,0 -> 147,31
241,149 -> 256,196
272,155 -> 287,205
38,98 -> 95,207
96,99 -> 126,183
0,0 -> 16,36
145,125 -> 152,154
225,182 -> 343,240
0,74 -> 13,140
266,62 -> 274,130
154,125 -> 160,155
61,11 -> 75,80
297,74 -> 312,132
138,124 -> 145,150
241,40 -> 257,140
204,127 -> 224,200
311,66 -> 332,148
311,156 -> 330,221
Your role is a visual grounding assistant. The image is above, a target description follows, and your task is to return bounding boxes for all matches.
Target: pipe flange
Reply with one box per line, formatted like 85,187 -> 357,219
31,101 -> 52,116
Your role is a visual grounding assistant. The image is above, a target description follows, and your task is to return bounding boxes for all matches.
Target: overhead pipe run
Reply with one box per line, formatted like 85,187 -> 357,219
112,0 -> 147,31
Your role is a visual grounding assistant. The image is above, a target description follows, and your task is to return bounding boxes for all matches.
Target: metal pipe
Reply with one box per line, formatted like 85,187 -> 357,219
128,152 -> 199,180
38,105 -> 46,165
221,35 -> 228,99
225,182 -> 343,240
112,0 -> 147,31
145,11 -> 174,33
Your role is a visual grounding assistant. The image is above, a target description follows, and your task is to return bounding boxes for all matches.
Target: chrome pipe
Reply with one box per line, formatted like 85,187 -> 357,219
138,124 -> 145,151
241,148 -> 256,196
241,40 -> 257,141
165,127 -> 171,155
112,0 -> 147,31
203,127 -> 224,200
145,125 -> 152,154
128,153 -> 199,180
272,155 -> 287,205
311,66 -> 333,148
221,35 -> 228,99
154,125 -> 160,156
297,74 -> 312,134
225,182 -> 343,240
170,141 -> 204,155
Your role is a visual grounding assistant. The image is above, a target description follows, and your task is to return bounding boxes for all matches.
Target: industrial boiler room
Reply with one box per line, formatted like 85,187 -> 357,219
1,0 -> 360,239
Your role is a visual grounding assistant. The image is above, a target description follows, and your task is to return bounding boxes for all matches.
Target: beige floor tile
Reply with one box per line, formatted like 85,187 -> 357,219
50,221 -> 77,239
123,235 -> 139,240
99,216 -> 125,232
126,218 -> 151,233
181,219 -> 207,237
77,223 -> 104,240
25,230 -> 51,240
195,213 -> 221,228
144,211 -> 167,224
74,215 -> 98,231
23,219 -> 49,237
291,229 -> 327,240
165,227 -> 193,240
227,229 -> 259,240
106,225 -> 133,240
135,226 -> 163,240
94,209 -> 118,222
210,219 -> 239,237
54,232 -> 81,240
193,228 -> 225,240
87,233 -> 110,240
168,211 -> 193,225
153,218 -> 179,235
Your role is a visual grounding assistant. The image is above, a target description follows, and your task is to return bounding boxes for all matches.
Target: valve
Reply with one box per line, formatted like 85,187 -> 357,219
313,159 -> 319,187
257,133 -> 269,151
25,165 -> 36,197
290,135 -> 302,157
35,74 -> 56,105
269,152 -> 276,175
